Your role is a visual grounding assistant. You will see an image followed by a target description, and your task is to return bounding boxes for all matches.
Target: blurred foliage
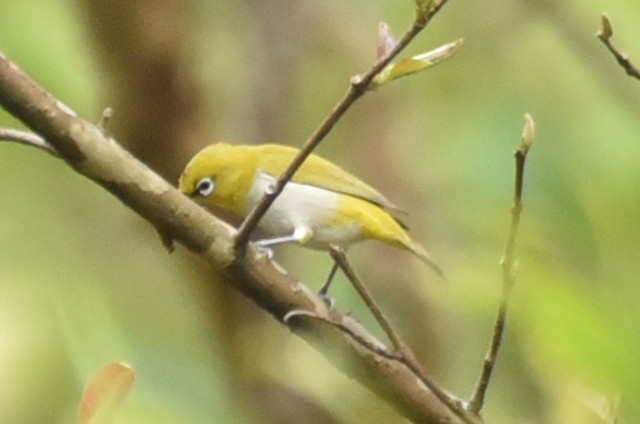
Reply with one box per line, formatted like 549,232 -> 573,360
1,0 -> 640,423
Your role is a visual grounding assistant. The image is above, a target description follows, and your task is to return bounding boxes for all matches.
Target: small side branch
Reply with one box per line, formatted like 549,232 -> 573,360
233,0 -> 451,254
328,246 -> 484,424
468,114 -> 535,414
329,246 -> 405,351
284,309 -> 401,362
0,107 -> 113,156
596,14 -> 640,80
0,128 -> 58,156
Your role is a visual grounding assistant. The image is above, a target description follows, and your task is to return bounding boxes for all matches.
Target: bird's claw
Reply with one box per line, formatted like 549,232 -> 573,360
317,289 -> 335,310
254,244 -> 274,260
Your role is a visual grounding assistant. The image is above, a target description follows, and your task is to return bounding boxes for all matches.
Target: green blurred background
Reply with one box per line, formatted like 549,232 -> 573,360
1,0 -> 640,423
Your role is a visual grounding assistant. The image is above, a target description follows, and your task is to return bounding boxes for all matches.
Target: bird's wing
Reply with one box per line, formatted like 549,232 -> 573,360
258,144 -> 405,214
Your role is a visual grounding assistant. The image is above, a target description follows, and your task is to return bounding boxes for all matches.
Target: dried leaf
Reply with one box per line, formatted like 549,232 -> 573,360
78,362 -> 135,424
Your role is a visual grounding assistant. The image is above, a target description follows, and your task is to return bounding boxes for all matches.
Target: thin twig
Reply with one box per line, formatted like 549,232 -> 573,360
284,309 -> 401,360
0,108 -> 114,156
233,0 -> 451,254
468,114 -> 535,414
329,246 -> 404,351
328,246 -> 484,424
97,106 -> 114,134
0,128 -> 58,156
596,14 -> 640,80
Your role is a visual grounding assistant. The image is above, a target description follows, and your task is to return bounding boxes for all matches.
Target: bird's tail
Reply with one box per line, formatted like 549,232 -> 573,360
403,239 -> 445,280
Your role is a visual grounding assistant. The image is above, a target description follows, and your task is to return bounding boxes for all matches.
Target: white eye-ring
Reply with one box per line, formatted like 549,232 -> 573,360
195,177 -> 215,197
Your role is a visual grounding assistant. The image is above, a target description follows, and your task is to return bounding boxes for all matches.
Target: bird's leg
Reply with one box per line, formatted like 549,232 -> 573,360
317,260 -> 340,309
254,234 -> 298,247
255,226 -> 313,248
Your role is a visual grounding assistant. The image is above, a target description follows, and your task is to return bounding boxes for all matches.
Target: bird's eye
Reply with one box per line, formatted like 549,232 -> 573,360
195,177 -> 215,197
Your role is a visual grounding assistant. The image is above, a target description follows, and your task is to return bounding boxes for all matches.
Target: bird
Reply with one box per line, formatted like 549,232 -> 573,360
178,142 -> 443,292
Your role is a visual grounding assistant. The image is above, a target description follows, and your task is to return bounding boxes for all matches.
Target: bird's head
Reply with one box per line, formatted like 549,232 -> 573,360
178,142 -> 256,215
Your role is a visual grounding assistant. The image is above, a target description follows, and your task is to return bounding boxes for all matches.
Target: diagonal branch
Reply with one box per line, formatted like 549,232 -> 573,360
468,113 -> 535,414
0,51 -> 462,424
233,0 -> 451,253
329,246 -> 404,351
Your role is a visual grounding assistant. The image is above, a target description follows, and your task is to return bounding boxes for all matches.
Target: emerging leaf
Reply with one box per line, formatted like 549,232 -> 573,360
78,362 -> 135,424
377,22 -> 398,59
371,38 -> 463,88
521,113 -> 535,152
598,14 -> 613,40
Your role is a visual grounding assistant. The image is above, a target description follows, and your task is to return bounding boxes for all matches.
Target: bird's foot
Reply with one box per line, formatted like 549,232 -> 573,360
254,244 -> 274,260
317,287 -> 335,310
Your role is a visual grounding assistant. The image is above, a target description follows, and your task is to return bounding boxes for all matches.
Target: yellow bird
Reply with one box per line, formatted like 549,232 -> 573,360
178,142 -> 443,280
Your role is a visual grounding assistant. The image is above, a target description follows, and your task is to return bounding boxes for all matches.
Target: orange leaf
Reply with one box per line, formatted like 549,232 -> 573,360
78,362 -> 135,424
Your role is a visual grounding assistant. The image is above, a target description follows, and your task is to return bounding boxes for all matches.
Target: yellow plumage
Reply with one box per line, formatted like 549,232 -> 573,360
178,142 -> 442,276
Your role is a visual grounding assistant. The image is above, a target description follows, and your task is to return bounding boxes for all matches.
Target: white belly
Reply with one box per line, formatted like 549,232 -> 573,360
247,171 -> 364,249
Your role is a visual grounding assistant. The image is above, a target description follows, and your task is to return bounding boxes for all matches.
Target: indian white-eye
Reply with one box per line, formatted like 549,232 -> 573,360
178,142 -> 442,278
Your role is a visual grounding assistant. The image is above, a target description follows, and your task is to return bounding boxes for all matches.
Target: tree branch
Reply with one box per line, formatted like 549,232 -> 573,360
233,0 -> 452,253
468,114 -> 534,414
0,52 -> 464,424
596,14 -> 640,81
